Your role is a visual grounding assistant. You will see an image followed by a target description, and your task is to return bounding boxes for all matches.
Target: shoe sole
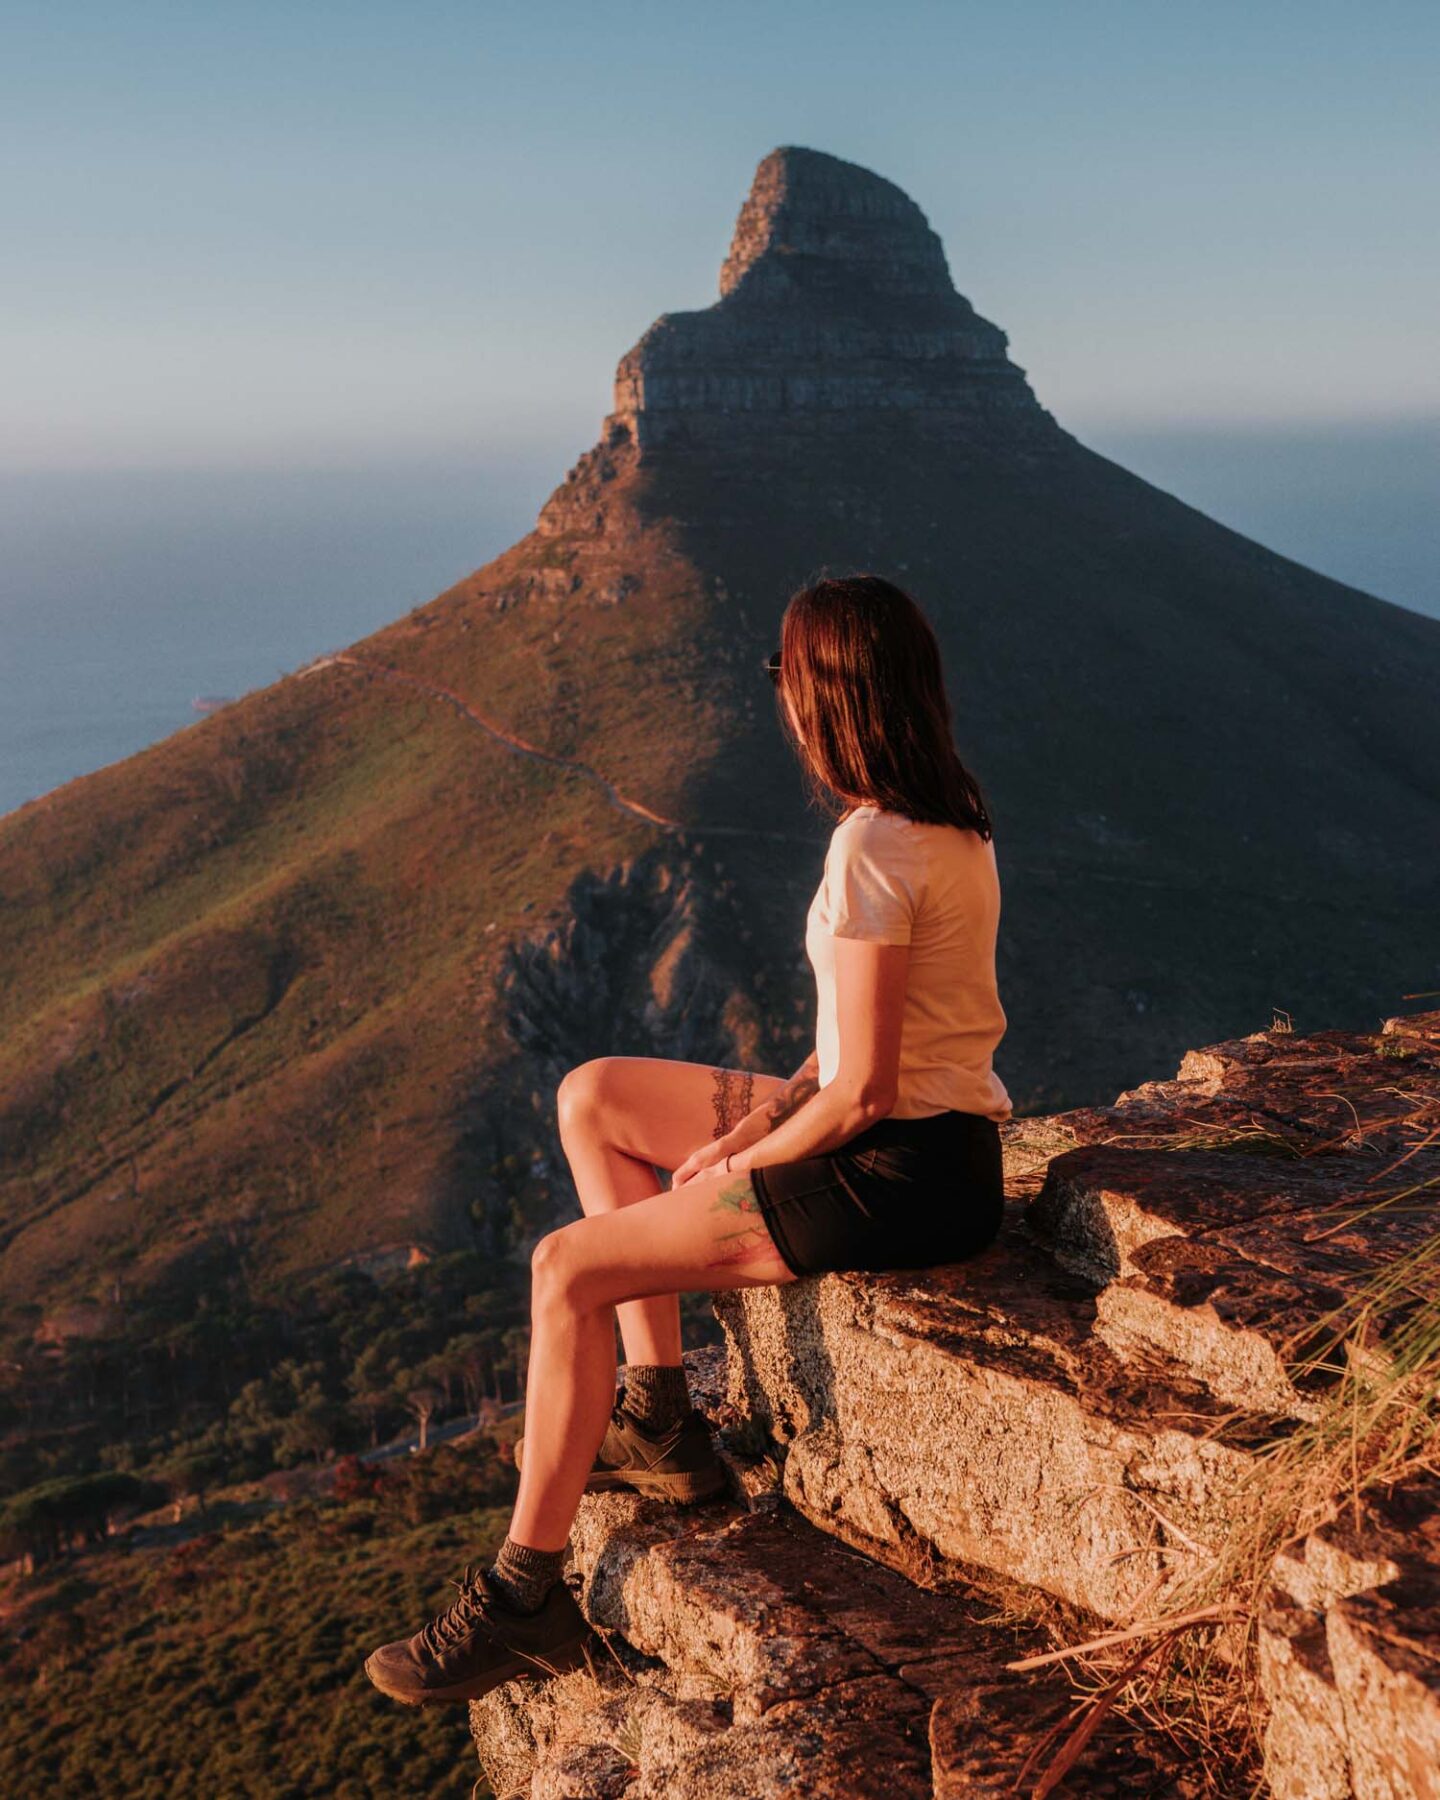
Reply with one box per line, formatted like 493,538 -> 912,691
514,1435 -> 727,1505
363,1631 -> 595,1707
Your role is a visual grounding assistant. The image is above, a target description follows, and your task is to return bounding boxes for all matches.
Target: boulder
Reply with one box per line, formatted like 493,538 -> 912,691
714,1229 -> 1257,1621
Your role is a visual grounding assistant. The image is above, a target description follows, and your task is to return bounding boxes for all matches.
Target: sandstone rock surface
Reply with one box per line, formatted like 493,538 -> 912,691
1261,1477 -> 1440,1800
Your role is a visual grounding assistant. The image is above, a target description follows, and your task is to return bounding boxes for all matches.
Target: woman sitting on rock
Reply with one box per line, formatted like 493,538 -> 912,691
364,572 -> 1013,1706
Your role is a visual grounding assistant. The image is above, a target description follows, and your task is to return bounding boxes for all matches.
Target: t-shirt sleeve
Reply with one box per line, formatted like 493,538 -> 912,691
823,820 -> 918,945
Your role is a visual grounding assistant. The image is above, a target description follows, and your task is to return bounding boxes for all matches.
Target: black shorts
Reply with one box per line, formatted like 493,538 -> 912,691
748,1109 -> 1006,1278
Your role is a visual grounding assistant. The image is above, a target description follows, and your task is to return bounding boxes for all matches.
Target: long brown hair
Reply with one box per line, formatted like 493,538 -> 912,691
776,573 -> 994,840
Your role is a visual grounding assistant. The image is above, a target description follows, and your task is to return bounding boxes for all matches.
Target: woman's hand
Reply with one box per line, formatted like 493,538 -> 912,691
670,1131 -> 747,1189
668,1052 -> 821,1188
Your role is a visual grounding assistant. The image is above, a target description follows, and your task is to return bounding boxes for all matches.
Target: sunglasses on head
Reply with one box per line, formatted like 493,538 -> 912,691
763,649 -> 782,686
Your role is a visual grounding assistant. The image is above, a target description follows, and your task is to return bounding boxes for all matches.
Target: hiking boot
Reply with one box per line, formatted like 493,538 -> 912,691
363,1563 -> 593,1706
515,1403 -> 727,1504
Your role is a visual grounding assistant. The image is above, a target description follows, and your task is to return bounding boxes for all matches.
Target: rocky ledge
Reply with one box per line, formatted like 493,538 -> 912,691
472,1010 -> 1440,1798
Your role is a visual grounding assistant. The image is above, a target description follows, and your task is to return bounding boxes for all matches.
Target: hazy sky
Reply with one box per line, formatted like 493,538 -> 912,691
6,0 -> 1436,473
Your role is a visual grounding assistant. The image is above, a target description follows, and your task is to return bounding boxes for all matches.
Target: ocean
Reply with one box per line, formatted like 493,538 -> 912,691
1,423 -> 1435,820
0,454 -> 553,818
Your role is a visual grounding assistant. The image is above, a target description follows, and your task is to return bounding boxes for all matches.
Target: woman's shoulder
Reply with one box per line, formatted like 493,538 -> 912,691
832,804 -> 908,847
835,804 -> 963,843
833,806 -> 993,871
836,803 -> 912,832
829,806 -> 932,877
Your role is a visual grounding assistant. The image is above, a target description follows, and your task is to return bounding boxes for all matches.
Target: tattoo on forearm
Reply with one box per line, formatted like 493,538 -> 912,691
762,1056 -> 820,1133
710,1067 -> 755,1139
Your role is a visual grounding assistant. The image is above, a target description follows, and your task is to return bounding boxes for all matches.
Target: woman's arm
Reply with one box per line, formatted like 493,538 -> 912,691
725,815 -> 914,1173
756,1048 -> 822,1131
668,1050 -> 820,1188
737,938 -> 907,1169
690,937 -> 908,1179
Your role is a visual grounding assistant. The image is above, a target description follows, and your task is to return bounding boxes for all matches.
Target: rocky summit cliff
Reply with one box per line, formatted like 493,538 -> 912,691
471,1008 -> 1440,1799
2,145 -> 1438,1320
614,147 -> 1048,446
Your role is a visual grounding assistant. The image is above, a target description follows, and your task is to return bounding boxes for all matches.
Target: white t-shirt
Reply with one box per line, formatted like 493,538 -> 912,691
806,803 -> 1013,1123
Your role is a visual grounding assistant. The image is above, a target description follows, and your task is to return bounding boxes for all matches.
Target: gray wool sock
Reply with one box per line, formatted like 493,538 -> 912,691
488,1536 -> 568,1615
623,1363 -> 691,1434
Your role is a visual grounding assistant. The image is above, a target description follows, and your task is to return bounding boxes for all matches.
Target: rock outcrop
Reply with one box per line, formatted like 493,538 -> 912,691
473,1481 -> 1194,1799
613,146 -> 1052,449
1261,1477 -> 1440,1800
471,1008 -> 1440,1797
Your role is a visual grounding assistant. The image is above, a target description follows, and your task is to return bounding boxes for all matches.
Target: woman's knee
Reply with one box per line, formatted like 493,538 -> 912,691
556,1056 -> 623,1140
530,1220 -> 592,1311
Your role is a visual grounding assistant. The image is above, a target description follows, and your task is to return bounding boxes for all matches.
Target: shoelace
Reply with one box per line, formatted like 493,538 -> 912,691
600,1404 -> 636,1461
614,1403 -> 693,1462
419,1564 -> 495,1657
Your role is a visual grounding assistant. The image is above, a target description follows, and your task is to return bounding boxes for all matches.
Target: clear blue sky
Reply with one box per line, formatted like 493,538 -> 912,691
4,0 -> 1436,472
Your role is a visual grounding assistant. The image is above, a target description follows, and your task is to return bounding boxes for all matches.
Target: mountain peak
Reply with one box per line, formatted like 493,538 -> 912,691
610,145 -> 1054,452
718,145 -> 954,301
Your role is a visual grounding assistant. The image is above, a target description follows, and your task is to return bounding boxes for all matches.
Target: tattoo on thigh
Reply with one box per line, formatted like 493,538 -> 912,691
710,1067 -> 756,1139
713,1175 -> 760,1217
706,1173 -> 776,1269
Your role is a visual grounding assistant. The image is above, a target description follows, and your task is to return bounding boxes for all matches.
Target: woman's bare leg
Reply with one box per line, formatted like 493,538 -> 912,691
509,1165 -> 795,1549
554,1056 -> 786,1367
